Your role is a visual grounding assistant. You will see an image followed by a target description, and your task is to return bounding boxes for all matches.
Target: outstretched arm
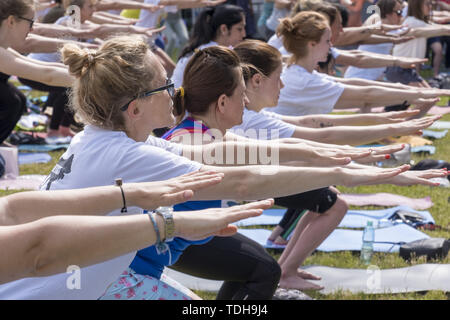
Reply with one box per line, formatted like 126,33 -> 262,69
0,170 -> 224,226
0,197 -> 272,283
278,110 -> 421,127
335,49 -> 428,69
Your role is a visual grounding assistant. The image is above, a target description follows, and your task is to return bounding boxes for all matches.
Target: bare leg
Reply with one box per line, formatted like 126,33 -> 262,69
278,197 -> 348,290
268,225 -> 285,242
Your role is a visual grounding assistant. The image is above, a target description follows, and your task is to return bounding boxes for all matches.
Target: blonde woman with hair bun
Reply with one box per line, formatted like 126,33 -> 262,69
266,10 -> 450,118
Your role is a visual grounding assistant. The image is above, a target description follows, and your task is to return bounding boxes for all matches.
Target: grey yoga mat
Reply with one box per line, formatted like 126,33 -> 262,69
163,264 -> 450,294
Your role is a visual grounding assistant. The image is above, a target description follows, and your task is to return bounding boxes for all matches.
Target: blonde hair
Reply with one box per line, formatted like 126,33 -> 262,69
277,11 -> 329,61
61,35 -> 156,130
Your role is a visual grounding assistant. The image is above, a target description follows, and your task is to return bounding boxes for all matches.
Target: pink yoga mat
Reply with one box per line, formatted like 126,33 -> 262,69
341,193 -> 433,210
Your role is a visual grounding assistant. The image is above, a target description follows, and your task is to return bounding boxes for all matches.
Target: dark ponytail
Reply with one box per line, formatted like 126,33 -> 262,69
173,46 -> 242,123
179,4 -> 245,59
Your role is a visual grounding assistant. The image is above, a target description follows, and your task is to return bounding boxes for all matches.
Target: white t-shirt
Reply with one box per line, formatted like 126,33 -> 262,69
267,34 -> 289,55
136,0 -> 177,28
393,16 -> 429,59
344,42 -> 394,80
171,41 -> 218,88
266,64 -> 345,116
0,125 -> 202,300
229,108 -> 296,140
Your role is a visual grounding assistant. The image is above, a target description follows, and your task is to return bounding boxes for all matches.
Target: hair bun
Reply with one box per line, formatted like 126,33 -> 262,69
61,44 -> 98,78
280,18 -> 295,33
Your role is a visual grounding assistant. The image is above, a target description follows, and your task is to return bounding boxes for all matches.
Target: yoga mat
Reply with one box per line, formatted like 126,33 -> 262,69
303,264 -> 450,294
233,208 -> 285,227
411,145 -> 435,154
0,175 -> 46,190
430,121 -> 450,130
341,193 -> 433,210
338,205 -> 435,229
18,144 -> 70,152
235,205 -> 434,228
18,153 -> 52,165
422,129 -> 448,139
238,224 -> 430,252
163,268 -> 224,292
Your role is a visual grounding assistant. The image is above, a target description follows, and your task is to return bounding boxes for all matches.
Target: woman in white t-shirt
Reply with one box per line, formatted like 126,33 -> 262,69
171,4 -> 246,88
0,34 -> 419,300
386,0 -> 450,86
266,11 -> 450,117
232,39 -> 448,290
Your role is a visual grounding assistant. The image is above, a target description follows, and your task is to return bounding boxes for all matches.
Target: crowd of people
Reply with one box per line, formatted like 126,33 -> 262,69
0,0 -> 449,300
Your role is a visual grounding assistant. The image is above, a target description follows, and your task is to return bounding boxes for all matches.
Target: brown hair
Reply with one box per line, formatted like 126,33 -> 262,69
234,40 -> 282,82
292,0 -> 338,26
173,46 -> 242,122
277,11 -> 329,61
61,35 -> 156,130
407,0 -> 430,23
0,0 -> 34,24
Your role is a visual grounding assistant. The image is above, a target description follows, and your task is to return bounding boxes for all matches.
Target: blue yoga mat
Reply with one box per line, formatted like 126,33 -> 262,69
238,224 -> 430,252
338,205 -> 435,228
235,206 -> 434,228
18,153 -> 52,165
411,145 -> 436,154
18,144 -> 70,152
430,121 -> 450,130
234,208 -> 285,227
422,129 -> 448,139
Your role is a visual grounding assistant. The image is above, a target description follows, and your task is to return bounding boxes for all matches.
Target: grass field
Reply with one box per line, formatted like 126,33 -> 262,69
1,89 -> 449,300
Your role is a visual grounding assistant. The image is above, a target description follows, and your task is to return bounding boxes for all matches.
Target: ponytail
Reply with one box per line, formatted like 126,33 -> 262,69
179,4 -> 245,59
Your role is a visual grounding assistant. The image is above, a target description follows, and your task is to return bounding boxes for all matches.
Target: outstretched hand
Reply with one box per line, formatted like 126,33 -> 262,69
387,168 -> 450,186
128,170 -> 224,210
174,199 -> 275,240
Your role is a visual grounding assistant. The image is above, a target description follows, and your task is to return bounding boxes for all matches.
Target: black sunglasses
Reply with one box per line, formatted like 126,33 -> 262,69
18,16 -> 34,29
120,78 -> 175,112
395,10 -> 403,17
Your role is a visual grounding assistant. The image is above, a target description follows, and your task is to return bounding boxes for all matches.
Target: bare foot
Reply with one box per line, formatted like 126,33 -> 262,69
297,269 -> 321,281
274,236 -> 288,245
279,273 -> 324,291
47,129 -> 60,137
58,126 -> 76,137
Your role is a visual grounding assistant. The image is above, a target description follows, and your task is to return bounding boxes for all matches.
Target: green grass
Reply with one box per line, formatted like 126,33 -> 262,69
2,91 -> 449,300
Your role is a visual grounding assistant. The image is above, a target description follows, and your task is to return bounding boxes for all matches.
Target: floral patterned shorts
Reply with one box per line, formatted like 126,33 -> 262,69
99,268 -> 194,300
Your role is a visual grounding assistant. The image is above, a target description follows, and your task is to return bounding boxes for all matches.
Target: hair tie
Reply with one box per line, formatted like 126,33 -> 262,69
178,86 -> 185,98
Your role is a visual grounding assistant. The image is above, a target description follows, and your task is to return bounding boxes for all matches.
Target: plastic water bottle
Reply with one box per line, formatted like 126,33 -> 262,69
361,221 -> 375,265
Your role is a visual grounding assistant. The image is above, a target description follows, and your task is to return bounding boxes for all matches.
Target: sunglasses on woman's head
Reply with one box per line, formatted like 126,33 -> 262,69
120,78 -> 175,112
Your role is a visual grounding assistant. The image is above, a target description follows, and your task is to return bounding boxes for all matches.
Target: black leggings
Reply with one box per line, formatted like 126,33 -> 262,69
18,78 -> 73,130
0,75 -> 27,144
274,187 -> 338,240
171,233 -> 281,300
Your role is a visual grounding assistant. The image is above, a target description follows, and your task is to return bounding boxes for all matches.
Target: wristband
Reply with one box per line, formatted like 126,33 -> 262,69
155,206 -> 175,241
148,212 -> 169,254
114,178 -> 127,213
